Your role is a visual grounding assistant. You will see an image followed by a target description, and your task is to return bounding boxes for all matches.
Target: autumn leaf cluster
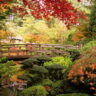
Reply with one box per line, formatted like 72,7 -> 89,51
12,0 -> 86,28
68,47 -> 96,95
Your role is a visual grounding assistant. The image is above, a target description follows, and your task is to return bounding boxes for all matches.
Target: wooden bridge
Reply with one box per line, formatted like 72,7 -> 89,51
0,43 -> 80,59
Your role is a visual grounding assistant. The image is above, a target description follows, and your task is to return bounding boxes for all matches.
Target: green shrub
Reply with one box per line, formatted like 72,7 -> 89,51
46,64 -> 64,80
68,47 -> 96,95
0,57 -> 8,63
44,56 -> 72,80
41,79 -> 53,86
57,93 -> 89,96
44,56 -> 72,69
17,72 -> 32,83
74,46 -> 96,66
35,55 -> 51,66
61,79 -> 80,93
80,40 -> 96,52
30,65 -> 49,82
21,85 -> 48,96
18,71 -> 43,86
68,49 -> 80,61
21,58 -> 38,69
0,61 -> 18,78
21,56 -> 51,69
51,80 -> 64,96
46,64 -> 64,70
0,60 -> 18,85
31,65 -> 48,74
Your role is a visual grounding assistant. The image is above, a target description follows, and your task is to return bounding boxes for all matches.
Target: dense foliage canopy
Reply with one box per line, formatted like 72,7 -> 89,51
0,0 -> 86,29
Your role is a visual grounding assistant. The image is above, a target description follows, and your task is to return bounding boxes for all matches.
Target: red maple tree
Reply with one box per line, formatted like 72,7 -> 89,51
0,0 -> 86,29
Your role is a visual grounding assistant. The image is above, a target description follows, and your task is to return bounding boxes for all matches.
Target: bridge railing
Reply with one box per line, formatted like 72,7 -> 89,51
0,43 -> 80,59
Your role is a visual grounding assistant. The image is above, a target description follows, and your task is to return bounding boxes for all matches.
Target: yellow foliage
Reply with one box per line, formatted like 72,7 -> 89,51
23,34 -> 43,43
0,30 -> 12,39
10,71 -> 24,82
10,61 -> 24,82
0,30 -> 14,44
0,30 -> 9,39
16,17 -> 70,44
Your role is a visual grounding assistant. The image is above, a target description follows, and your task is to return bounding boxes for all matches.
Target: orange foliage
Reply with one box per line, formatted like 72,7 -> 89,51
24,34 -> 42,43
68,47 -> 96,95
31,34 -> 42,43
10,71 -> 24,82
68,63 -> 96,94
0,30 -> 14,44
72,31 -> 84,41
72,22 -> 88,42
0,30 -> 10,38
0,3 -> 12,13
10,61 -> 26,83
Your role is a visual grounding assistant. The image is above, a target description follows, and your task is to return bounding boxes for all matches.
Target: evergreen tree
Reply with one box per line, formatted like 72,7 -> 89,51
86,0 -> 96,39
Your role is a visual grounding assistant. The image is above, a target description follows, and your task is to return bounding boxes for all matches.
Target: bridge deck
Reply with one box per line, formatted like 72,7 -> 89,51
0,43 -> 80,59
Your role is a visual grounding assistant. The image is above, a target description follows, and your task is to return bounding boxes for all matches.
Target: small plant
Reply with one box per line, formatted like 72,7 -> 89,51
21,85 -> 48,96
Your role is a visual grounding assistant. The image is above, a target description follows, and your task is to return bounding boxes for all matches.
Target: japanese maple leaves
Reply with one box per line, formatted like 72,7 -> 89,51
0,0 -> 85,28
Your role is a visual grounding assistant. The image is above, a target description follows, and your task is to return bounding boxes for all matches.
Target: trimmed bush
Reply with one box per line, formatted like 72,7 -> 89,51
44,56 -> 72,80
41,79 -> 53,86
31,65 -> 48,74
21,58 -> 38,69
46,64 -> 64,70
17,72 -> 32,83
21,85 -> 48,96
21,55 -> 51,69
35,55 -> 51,66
